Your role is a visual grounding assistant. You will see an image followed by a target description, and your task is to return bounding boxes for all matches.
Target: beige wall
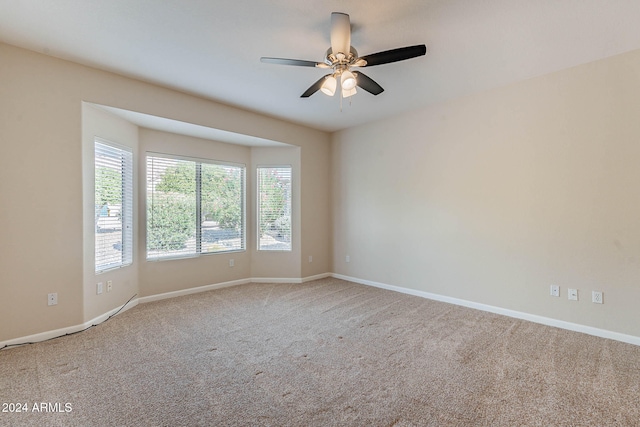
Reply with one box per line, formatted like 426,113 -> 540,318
0,42 -> 331,342
1,46 -> 84,341
333,49 -> 640,337
300,137 -> 332,278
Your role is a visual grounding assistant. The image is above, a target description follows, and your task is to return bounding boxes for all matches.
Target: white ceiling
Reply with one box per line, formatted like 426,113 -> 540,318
3,0 -> 640,132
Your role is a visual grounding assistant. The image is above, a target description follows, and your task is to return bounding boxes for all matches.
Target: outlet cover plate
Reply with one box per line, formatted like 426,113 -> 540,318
47,293 -> 58,306
550,285 -> 560,297
568,288 -> 578,301
592,291 -> 603,304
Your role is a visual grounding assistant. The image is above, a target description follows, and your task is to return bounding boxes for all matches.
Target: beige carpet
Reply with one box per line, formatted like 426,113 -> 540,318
1,277 -> 639,426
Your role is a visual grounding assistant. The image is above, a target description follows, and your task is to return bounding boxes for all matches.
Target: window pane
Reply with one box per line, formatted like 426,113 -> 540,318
146,154 -> 245,260
95,140 -> 133,272
258,166 -> 292,251
147,157 -> 197,259
201,163 -> 245,253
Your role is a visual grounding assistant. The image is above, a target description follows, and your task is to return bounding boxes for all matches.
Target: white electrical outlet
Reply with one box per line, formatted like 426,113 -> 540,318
229,259 -> 234,267
97,282 -> 103,295
550,285 -> 560,297
568,288 -> 578,301
107,280 -> 113,292
345,255 -> 350,263
47,293 -> 58,306
592,291 -> 603,304
308,255 -> 313,263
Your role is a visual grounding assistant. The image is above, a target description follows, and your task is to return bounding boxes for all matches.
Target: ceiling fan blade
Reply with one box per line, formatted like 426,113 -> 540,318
260,57 -> 324,67
353,72 -> 384,95
359,44 -> 427,67
301,74 -> 332,98
330,12 -> 351,56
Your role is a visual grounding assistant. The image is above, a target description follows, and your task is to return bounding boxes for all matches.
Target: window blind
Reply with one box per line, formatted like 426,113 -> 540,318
147,154 -> 245,260
95,140 -> 133,273
257,166 -> 292,251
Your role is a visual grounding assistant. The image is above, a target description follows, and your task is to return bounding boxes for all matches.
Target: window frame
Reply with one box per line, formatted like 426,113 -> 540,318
257,165 -> 292,252
146,152 -> 246,261
94,137 -> 134,274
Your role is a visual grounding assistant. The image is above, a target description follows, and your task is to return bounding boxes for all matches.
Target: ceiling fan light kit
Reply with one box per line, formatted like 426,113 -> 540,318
260,12 -> 427,102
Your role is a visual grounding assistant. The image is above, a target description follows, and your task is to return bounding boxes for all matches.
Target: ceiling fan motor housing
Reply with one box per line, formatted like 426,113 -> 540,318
323,47 -> 365,76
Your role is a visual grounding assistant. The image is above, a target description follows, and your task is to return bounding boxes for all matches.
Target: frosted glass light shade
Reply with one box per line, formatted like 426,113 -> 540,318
342,87 -> 357,98
341,70 -> 357,90
320,75 -> 337,96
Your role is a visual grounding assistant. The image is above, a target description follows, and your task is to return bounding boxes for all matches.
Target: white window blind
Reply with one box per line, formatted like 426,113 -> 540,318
95,140 -> 133,273
257,166 -> 292,251
147,154 -> 245,260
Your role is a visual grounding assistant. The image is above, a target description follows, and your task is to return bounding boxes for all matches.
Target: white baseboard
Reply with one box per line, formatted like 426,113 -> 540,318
138,278 -> 251,304
248,273 -> 332,284
332,273 -> 640,347
250,277 -> 302,284
0,298 -> 139,349
302,272 -> 332,283
140,275 -> 332,303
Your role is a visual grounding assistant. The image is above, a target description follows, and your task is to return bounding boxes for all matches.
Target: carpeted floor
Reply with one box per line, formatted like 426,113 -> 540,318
1,277 -> 639,426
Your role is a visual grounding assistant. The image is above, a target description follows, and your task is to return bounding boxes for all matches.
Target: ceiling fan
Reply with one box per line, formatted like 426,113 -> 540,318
260,12 -> 427,99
